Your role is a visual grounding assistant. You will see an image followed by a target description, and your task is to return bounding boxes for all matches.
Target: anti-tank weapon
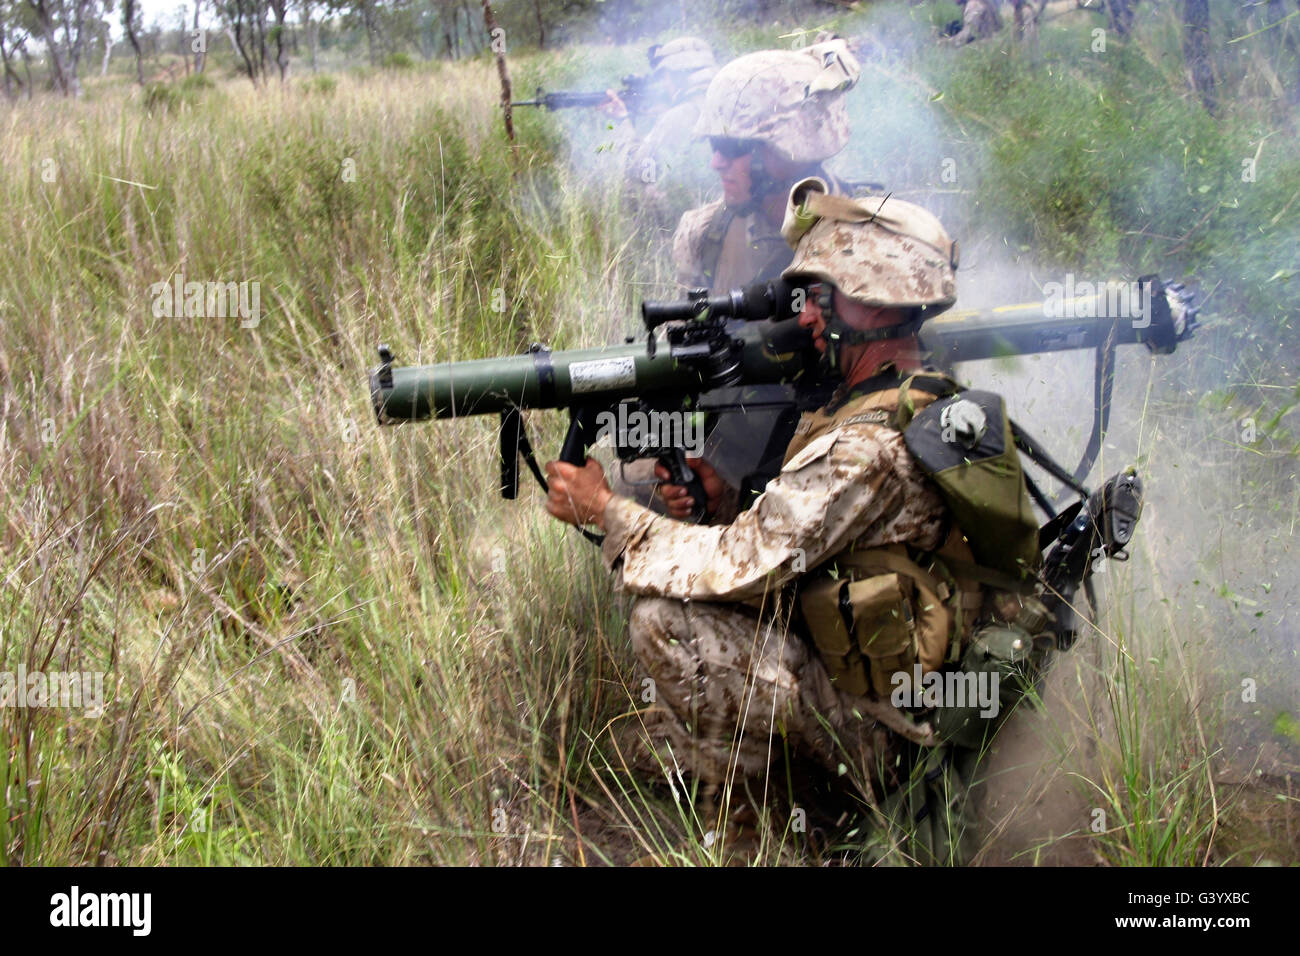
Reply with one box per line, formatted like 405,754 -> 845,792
371,281 -> 815,525
920,275 -> 1197,648
369,274 -> 1198,643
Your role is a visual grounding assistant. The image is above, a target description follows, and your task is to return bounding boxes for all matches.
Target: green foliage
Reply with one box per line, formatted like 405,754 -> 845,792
381,51 -> 415,71
300,74 -> 338,97
142,81 -> 183,114
1275,711 -> 1300,745
179,72 -> 216,93
143,72 -> 217,114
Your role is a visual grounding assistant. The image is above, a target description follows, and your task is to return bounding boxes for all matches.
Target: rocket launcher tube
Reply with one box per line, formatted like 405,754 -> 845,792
370,318 -> 816,425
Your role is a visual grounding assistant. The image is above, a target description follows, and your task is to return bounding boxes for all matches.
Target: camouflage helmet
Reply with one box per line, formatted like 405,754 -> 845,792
692,39 -> 861,164
781,177 -> 958,312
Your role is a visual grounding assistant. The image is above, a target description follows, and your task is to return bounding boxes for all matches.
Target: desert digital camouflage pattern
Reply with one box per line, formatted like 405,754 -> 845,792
649,36 -> 717,84
626,596 -> 894,785
600,383 -> 948,785
781,177 -> 959,309
622,98 -> 710,189
671,173 -> 855,292
691,39 -> 862,164
947,0 -> 1004,45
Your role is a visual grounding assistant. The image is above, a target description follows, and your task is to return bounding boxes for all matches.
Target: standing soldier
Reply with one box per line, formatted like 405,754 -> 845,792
666,38 -> 865,510
603,37 -> 720,196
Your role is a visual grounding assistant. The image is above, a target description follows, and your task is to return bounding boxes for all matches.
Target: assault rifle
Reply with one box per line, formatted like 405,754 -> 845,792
511,74 -> 661,118
369,275 -> 1196,550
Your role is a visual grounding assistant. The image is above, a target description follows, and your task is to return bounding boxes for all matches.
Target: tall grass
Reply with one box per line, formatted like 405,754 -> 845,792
0,63 -> 664,865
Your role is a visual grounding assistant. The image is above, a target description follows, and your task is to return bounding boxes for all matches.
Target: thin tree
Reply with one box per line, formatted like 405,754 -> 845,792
122,0 -> 143,83
26,0 -> 71,93
1182,0 -> 1216,112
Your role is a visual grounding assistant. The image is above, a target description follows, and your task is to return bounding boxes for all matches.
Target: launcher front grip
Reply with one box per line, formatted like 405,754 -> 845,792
560,405 -> 601,467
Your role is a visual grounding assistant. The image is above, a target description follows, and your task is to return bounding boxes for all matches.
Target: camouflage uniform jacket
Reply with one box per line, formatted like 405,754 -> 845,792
600,368 -> 949,602
670,171 -> 851,292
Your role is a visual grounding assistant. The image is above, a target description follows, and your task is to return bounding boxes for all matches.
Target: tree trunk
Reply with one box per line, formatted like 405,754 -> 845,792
0,27 -> 19,99
301,0 -> 317,71
122,0 -> 144,84
1106,0 -> 1135,37
270,0 -> 289,81
361,0 -> 378,65
193,0 -> 206,74
64,0 -> 92,96
230,7 -> 259,85
28,0 -> 70,94
20,39 -> 33,98
1182,0 -> 1216,112
481,0 -> 514,142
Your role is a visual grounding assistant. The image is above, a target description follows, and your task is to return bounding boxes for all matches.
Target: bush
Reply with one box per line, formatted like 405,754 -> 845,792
142,81 -> 182,114
300,74 -> 338,97
179,72 -> 215,93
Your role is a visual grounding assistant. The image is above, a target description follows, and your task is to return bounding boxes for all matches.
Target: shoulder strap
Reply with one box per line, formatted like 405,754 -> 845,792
698,205 -> 737,288
895,372 -> 962,430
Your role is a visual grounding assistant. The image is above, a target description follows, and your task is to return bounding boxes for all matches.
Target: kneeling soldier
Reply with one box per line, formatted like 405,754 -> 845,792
545,178 -> 1047,863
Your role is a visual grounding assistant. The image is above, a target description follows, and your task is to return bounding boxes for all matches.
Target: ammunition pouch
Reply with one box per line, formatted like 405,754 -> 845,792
798,546 -> 955,698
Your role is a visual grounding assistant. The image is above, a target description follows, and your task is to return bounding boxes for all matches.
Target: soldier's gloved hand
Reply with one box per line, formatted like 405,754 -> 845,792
654,457 -> 725,521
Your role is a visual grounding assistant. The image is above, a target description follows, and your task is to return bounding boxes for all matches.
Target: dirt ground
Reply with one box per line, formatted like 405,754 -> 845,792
967,639 -> 1300,866
968,639 -> 1113,864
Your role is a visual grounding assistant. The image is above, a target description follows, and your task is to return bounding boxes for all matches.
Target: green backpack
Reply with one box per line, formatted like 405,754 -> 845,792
896,375 -> 1041,582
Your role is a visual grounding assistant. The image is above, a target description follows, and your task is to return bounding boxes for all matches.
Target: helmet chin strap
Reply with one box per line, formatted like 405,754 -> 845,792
732,152 -> 818,218
819,285 -> 925,376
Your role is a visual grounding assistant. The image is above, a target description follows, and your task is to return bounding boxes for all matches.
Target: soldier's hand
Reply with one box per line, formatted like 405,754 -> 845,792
654,457 -> 725,520
545,458 -> 613,529
598,89 -> 629,121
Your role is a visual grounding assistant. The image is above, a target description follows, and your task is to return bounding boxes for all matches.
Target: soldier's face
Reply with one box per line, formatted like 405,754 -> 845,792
798,285 -> 906,353
710,139 -> 753,205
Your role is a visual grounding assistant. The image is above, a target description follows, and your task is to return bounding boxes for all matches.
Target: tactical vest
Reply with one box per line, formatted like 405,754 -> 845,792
789,370 -> 1051,747
694,169 -> 849,294
696,207 -> 793,295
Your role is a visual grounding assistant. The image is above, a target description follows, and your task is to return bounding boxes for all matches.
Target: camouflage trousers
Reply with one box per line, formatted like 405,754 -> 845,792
626,595 -> 896,792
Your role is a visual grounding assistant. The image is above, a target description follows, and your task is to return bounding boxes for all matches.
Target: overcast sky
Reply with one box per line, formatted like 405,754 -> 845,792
137,0 -> 196,30
111,0 -> 233,38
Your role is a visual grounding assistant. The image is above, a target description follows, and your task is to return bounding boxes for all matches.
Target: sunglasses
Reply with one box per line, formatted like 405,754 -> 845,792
709,137 -> 756,160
